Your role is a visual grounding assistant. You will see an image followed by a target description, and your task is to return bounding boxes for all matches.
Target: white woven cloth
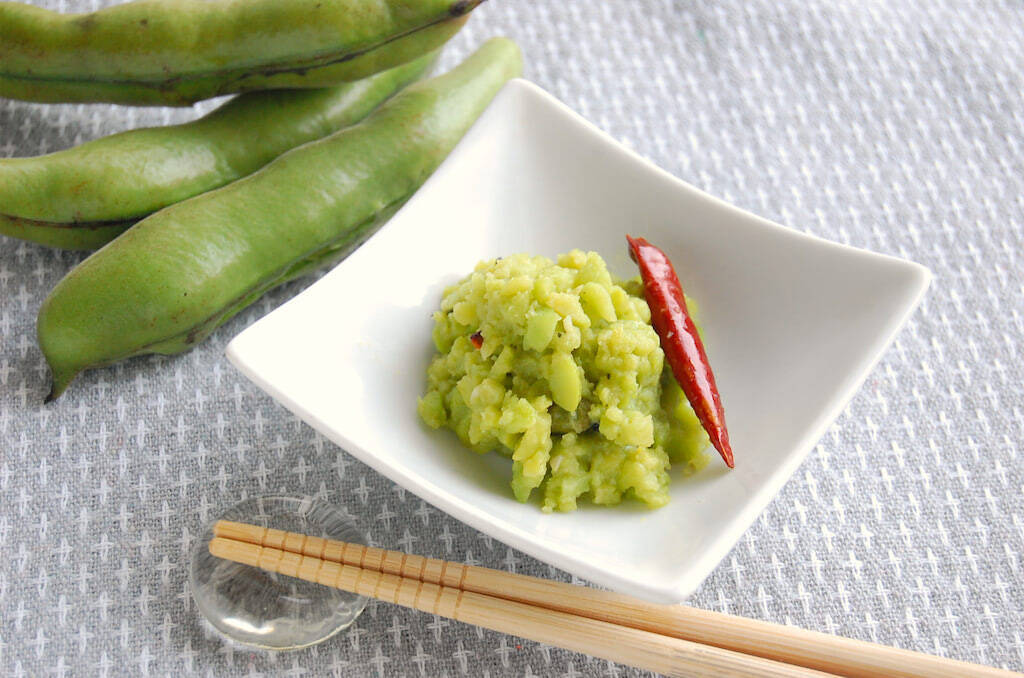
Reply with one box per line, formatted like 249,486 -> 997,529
2,1 -> 1023,675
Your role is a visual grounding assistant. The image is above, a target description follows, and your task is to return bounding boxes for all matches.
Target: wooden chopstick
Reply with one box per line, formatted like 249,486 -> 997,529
210,534 -> 831,677
211,520 -> 1020,678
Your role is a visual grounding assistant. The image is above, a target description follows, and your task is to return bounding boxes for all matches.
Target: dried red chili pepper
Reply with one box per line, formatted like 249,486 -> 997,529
627,235 -> 734,468
469,331 -> 484,349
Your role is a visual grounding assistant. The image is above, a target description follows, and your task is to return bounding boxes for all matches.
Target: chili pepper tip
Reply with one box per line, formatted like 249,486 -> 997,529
718,440 -> 735,469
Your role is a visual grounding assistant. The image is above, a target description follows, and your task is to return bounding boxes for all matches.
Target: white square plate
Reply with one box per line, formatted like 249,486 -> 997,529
226,79 -> 930,603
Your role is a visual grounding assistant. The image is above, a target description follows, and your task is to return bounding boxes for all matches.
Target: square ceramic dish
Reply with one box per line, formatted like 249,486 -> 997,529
226,79 -> 930,603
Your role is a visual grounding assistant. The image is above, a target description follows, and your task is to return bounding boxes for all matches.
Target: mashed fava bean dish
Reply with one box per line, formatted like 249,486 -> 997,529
418,249 -> 711,512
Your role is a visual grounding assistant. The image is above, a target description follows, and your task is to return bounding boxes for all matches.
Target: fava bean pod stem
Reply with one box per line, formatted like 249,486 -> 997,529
627,235 -> 734,468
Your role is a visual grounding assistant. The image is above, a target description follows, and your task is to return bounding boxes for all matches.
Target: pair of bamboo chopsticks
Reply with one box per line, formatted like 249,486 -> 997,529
210,520 -> 1018,678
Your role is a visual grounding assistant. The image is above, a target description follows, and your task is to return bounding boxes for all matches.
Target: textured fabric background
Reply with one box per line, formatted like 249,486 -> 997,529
2,1 -> 1023,675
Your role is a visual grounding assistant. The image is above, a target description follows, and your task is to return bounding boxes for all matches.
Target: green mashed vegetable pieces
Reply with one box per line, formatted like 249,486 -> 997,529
418,250 -> 710,512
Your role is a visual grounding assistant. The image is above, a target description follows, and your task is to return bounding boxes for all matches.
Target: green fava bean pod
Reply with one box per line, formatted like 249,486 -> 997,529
0,0 -> 478,105
0,53 -> 435,251
37,38 -> 523,401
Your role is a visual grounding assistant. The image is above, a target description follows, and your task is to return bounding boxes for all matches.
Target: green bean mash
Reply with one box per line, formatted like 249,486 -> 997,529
419,250 -> 710,512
